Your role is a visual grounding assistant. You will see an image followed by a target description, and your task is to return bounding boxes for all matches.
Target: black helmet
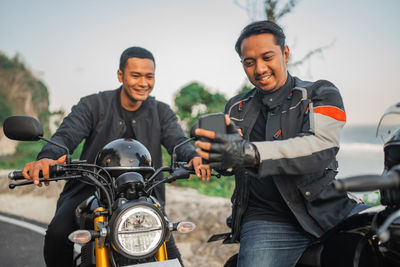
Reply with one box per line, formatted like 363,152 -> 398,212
95,138 -> 154,177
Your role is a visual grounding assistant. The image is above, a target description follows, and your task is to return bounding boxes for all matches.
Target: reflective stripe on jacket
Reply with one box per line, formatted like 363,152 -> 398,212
226,77 -> 356,240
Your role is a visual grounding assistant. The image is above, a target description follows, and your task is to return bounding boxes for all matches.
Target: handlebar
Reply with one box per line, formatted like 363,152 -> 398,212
7,164 -> 89,189
332,166 -> 400,192
8,175 -> 82,189
8,165 -> 63,181
8,160 -> 221,190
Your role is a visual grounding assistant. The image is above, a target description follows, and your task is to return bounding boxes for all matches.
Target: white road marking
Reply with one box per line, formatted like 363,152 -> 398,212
0,214 -> 46,235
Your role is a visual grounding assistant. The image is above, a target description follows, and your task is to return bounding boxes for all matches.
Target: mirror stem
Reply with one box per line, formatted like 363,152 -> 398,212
39,136 -> 72,164
171,137 -> 195,170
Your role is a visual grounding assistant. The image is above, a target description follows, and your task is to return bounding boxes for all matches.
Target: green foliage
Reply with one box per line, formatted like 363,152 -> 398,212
175,175 -> 235,198
161,146 -> 234,198
0,52 -> 26,72
0,91 -> 12,126
360,191 -> 381,206
161,146 -> 171,166
236,83 -> 253,94
0,141 -> 45,169
72,141 -> 85,160
174,82 -> 227,131
0,140 -> 85,170
172,82 -> 235,198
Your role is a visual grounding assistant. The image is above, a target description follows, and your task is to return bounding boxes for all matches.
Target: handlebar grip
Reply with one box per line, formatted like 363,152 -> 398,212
8,165 -> 61,181
175,162 -> 195,173
183,164 -> 194,172
8,171 -> 25,180
169,167 -> 191,180
332,171 -> 400,192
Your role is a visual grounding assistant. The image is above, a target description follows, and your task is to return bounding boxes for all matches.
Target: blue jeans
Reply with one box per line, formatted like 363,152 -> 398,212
238,220 -> 312,267
237,204 -> 370,267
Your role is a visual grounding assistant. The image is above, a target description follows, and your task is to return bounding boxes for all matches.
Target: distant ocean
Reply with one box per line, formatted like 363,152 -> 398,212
337,125 -> 384,179
336,125 -> 385,202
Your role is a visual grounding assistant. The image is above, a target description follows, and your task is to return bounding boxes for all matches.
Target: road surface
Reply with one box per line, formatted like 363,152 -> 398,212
0,212 -> 47,267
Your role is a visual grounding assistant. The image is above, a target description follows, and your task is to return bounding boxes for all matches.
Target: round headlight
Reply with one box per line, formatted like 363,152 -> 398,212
110,203 -> 166,258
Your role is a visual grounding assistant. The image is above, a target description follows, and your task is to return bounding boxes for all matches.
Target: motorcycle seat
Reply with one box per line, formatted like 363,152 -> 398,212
296,242 -> 323,267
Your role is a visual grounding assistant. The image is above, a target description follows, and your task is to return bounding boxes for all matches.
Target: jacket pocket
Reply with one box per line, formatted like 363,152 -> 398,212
297,170 -> 355,231
297,170 -> 335,202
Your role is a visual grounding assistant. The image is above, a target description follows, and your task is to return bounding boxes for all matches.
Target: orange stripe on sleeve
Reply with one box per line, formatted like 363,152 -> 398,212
314,106 -> 346,122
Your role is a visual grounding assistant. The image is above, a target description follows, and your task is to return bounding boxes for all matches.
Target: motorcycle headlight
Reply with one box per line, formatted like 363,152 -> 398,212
110,203 -> 166,259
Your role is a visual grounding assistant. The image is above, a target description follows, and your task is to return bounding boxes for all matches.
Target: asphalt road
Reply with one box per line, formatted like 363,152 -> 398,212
0,212 -> 47,267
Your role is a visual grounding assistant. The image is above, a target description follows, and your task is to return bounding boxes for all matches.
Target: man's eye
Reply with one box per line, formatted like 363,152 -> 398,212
243,61 -> 254,67
263,56 -> 272,61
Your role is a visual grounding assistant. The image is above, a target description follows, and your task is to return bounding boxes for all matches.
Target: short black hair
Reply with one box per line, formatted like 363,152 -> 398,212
119,46 -> 155,71
235,20 -> 286,57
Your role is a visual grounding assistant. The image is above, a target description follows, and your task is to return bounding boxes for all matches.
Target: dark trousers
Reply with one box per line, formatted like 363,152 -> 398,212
43,187 -> 182,267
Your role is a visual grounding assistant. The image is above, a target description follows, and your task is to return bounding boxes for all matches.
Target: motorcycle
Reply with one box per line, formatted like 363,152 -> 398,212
3,115 -> 216,267
207,102 -> 400,267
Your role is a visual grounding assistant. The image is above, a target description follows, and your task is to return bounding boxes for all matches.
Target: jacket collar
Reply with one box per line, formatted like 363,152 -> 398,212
257,72 -> 294,110
116,86 -> 155,119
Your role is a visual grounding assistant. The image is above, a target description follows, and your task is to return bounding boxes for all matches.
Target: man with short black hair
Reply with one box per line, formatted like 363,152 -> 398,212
195,21 -> 361,267
22,46 -> 208,267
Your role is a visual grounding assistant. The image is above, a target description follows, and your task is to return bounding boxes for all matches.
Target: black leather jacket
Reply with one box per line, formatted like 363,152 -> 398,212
226,76 -> 357,241
38,87 -> 197,206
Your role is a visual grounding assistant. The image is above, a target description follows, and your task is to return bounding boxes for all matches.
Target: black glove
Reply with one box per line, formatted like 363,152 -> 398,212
202,123 -> 260,171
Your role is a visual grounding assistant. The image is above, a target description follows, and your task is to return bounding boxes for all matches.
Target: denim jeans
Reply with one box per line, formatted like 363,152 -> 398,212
238,220 -> 312,267
237,204 -> 370,267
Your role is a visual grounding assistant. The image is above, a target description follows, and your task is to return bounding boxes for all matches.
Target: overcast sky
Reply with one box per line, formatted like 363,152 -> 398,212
1,0 -> 399,125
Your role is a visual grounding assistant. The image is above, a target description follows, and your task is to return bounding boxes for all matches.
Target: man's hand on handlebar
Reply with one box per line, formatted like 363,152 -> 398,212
194,115 -> 259,171
22,155 -> 66,187
189,156 -> 211,182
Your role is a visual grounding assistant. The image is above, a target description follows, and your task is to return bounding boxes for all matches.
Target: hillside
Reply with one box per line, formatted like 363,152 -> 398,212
0,52 -> 50,156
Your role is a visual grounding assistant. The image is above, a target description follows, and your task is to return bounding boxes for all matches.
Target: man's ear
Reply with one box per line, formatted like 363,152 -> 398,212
284,45 -> 290,64
117,69 -> 123,83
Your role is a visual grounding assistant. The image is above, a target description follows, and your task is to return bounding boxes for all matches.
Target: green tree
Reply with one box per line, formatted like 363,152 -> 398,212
173,82 -> 235,198
174,82 -> 227,131
236,81 -> 253,94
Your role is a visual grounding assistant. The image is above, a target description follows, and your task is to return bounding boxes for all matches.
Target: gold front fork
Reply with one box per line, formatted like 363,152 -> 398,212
94,207 -> 110,267
155,242 -> 168,261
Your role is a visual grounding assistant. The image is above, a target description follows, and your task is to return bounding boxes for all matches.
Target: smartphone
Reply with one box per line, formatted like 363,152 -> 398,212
198,113 -> 226,134
190,112 -> 226,139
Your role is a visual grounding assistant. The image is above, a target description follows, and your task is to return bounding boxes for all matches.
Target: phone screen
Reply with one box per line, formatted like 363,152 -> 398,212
198,113 -> 226,134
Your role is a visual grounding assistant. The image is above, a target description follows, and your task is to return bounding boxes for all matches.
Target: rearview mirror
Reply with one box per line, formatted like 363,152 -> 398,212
3,115 -> 44,141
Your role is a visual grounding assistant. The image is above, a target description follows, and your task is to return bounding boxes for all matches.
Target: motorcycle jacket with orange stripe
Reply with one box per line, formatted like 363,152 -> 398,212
225,76 -> 357,241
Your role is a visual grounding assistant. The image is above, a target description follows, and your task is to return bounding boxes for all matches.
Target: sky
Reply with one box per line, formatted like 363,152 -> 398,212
1,0 -> 399,125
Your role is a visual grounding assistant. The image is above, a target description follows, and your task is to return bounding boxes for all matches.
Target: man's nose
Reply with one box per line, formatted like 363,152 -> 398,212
255,61 -> 268,75
138,77 -> 147,87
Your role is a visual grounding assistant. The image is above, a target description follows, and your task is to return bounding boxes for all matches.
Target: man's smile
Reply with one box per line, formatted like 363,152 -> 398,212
257,73 -> 273,85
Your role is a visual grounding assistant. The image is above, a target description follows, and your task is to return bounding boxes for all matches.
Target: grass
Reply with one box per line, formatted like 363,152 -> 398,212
175,174 -> 235,198
0,140 -> 84,170
0,141 -> 45,169
360,191 -> 381,206
161,146 -> 234,198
